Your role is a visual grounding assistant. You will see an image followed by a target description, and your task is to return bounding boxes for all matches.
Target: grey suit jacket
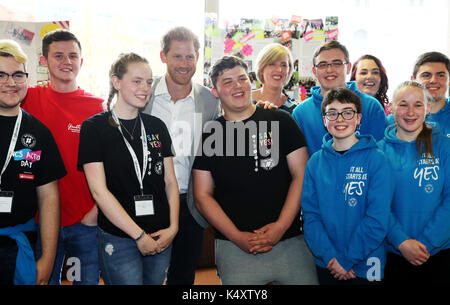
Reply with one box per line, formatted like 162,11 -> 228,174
142,76 -> 220,228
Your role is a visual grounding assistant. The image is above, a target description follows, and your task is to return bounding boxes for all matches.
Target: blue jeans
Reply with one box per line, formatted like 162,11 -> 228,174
98,228 -> 172,285
36,222 -> 100,285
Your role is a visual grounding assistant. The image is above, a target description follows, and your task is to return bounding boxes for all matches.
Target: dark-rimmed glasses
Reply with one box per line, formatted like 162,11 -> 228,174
324,109 -> 357,121
0,72 -> 29,84
315,61 -> 348,70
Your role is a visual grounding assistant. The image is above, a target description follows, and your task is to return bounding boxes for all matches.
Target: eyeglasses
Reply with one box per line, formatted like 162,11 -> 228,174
314,61 -> 348,70
324,109 -> 357,121
0,72 -> 29,84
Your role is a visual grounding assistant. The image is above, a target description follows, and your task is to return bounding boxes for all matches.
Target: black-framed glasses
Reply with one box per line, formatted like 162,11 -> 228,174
324,109 -> 357,121
0,71 -> 29,84
315,61 -> 348,70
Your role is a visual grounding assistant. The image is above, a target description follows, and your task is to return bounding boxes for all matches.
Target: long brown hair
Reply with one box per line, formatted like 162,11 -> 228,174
106,53 -> 149,126
391,81 -> 434,161
350,54 -> 389,107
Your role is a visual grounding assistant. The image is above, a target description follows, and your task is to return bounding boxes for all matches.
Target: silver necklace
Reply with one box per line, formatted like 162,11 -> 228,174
119,115 -> 139,140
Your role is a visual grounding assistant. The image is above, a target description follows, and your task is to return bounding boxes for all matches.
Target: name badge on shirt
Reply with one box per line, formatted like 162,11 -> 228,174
0,191 -> 14,213
134,194 -> 154,216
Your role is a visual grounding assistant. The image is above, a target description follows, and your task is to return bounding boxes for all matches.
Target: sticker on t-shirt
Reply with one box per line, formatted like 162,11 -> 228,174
154,161 -> 163,175
21,134 -> 36,148
14,149 -> 42,162
147,134 -> 162,148
260,157 -> 276,171
14,149 -> 42,168
19,173 -> 35,180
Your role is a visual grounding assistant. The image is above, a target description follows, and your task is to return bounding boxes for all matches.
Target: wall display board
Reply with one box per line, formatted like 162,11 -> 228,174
0,20 -> 70,85
203,15 -> 338,102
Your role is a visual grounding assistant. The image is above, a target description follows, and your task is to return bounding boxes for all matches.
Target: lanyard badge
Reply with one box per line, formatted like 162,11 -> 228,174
0,110 -> 22,213
0,191 -> 13,213
111,110 -> 154,216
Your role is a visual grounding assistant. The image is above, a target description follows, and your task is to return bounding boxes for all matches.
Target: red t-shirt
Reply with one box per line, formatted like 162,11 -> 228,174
21,85 -> 104,226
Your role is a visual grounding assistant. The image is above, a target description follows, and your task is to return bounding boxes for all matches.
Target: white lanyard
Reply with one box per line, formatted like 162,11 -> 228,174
111,110 -> 148,195
0,109 -> 23,191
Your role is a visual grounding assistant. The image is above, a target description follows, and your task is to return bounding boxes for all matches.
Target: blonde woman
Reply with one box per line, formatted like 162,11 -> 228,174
252,43 -> 297,113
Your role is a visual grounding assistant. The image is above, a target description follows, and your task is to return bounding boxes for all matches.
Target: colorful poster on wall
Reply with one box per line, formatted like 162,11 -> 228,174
0,20 -> 70,85
325,16 -> 339,41
207,15 -> 338,98
204,13 -> 218,87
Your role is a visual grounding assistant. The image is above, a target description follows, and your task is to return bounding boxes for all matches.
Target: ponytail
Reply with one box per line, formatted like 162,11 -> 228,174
416,121 -> 434,162
106,84 -> 119,127
106,52 -> 149,127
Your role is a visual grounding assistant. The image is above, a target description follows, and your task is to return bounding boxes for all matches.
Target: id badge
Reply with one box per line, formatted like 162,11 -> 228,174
134,194 -> 154,216
0,191 -> 14,213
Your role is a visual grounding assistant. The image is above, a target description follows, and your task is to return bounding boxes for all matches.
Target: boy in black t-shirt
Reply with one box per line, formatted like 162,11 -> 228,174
0,40 -> 66,285
192,56 -> 318,285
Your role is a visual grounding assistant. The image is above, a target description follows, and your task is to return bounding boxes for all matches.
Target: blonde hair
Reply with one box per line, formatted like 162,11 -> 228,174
0,39 -> 28,67
391,80 -> 434,161
255,43 -> 293,85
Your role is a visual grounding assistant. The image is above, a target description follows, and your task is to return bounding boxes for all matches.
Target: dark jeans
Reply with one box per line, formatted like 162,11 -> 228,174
316,266 -> 383,285
166,193 -> 205,285
384,249 -> 450,285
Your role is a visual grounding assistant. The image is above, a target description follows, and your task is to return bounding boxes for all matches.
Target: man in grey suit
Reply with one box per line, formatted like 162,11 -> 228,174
142,26 -> 219,285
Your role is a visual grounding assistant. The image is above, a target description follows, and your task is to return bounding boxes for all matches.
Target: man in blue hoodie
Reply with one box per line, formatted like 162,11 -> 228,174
292,41 -> 387,156
301,88 -> 393,284
412,52 -> 450,138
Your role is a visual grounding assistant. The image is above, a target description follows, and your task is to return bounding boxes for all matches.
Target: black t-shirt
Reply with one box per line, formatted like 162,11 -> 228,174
193,107 -> 306,240
0,110 -> 66,228
77,111 -> 174,238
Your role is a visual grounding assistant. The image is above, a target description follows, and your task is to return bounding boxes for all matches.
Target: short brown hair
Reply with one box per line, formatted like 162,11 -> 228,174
209,56 -> 248,89
313,40 -> 349,66
42,29 -> 81,58
412,51 -> 450,78
161,26 -> 200,54
321,87 -> 362,115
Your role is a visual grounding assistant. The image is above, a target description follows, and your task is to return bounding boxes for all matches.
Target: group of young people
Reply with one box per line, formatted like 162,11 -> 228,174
0,25 -> 448,286
0,27 -> 218,285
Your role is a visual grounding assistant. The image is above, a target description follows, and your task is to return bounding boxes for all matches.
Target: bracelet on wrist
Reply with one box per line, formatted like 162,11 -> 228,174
134,230 -> 145,242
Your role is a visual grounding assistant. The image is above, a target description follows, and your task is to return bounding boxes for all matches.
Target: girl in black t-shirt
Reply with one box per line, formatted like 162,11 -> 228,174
78,53 -> 179,285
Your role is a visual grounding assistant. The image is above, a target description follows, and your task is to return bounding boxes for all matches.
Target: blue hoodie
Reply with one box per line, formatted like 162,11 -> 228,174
0,218 -> 37,285
302,134 -> 393,279
387,97 -> 450,138
292,81 -> 388,156
378,125 -> 450,256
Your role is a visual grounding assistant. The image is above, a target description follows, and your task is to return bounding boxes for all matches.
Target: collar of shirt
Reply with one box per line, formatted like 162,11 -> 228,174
154,74 -> 195,103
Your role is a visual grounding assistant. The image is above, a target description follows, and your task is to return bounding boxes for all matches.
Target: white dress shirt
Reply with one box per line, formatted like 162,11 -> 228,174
150,75 -> 195,194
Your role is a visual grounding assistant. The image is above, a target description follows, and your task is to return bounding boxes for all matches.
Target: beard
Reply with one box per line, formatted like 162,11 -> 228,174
430,94 -> 446,103
168,68 -> 195,86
